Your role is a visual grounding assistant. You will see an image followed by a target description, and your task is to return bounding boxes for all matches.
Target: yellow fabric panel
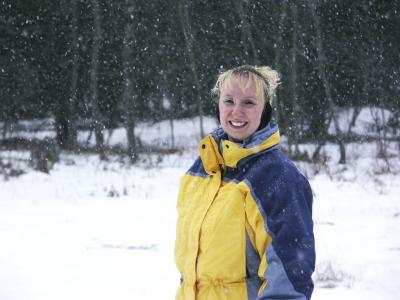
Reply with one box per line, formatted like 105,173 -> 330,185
239,182 -> 272,258
240,182 -> 273,294
197,181 -> 246,280
175,173 -> 221,288
175,283 -> 195,300
196,180 -> 248,299
221,131 -> 280,168
177,281 -> 247,300
175,176 -> 250,299
198,130 -> 280,173
195,278 -> 247,300
198,135 -> 224,174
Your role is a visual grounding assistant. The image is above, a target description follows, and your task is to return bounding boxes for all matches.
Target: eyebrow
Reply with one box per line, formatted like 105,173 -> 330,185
221,92 -> 257,99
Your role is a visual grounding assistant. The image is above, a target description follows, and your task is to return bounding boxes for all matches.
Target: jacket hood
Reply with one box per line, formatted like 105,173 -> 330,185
198,122 -> 280,174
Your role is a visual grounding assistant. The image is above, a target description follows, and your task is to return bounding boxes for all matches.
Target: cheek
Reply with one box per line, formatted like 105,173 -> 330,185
250,108 -> 264,123
218,104 -> 228,118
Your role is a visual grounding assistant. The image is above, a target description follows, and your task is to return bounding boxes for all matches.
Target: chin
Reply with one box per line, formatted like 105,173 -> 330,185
228,133 -> 248,142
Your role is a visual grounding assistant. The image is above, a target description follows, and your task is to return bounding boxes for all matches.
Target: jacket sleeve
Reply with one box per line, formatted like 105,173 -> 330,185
251,161 -> 315,300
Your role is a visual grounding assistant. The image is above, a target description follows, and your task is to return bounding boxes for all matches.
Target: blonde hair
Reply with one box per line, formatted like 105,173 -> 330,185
211,65 -> 280,105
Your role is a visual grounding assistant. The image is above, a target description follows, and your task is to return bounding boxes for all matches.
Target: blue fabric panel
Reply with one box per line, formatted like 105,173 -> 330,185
245,232 -> 263,299
186,156 -> 208,178
242,122 -> 278,148
245,151 -> 315,300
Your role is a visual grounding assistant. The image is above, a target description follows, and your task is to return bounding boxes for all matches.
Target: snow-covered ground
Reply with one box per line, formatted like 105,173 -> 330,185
1,117 -> 399,300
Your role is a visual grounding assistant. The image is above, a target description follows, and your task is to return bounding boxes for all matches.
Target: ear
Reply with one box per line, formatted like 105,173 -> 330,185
258,102 -> 272,130
213,92 -> 221,124
215,103 -> 220,124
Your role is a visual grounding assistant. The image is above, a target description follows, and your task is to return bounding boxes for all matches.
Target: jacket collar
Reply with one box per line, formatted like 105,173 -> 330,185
199,123 -> 280,174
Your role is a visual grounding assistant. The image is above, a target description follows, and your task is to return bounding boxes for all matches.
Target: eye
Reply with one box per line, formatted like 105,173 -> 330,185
223,98 -> 234,105
243,99 -> 256,106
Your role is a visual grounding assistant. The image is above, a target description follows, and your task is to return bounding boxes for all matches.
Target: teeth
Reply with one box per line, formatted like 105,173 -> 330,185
230,121 -> 246,127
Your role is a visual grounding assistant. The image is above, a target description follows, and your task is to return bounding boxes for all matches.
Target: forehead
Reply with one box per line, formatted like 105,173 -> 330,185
220,74 -> 262,97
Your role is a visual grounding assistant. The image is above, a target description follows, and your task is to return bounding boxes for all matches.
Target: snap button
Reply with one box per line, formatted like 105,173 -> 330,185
201,144 -> 206,149
213,279 -> 223,286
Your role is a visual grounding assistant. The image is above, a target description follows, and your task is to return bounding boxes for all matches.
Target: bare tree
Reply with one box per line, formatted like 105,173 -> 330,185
66,0 -> 79,149
288,2 -> 300,155
309,1 -> 346,164
274,1 -> 288,130
346,107 -> 362,137
170,117 -> 175,149
90,0 -> 105,160
371,107 -> 391,172
164,95 -> 176,150
52,0 -> 78,150
121,2 -> 138,163
232,0 -> 259,64
178,0 -> 204,138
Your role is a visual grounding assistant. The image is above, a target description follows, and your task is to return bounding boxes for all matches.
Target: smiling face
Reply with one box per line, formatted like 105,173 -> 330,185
219,75 -> 265,142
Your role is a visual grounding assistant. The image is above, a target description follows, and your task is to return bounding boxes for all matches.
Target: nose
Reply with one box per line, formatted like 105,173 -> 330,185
232,102 -> 244,116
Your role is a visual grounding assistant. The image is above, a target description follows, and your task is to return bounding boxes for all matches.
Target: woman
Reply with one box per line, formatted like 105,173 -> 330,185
175,65 -> 315,300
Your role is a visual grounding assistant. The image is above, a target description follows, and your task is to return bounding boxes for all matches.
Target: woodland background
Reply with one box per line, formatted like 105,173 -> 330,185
1,2 -> 400,299
1,0 -> 399,165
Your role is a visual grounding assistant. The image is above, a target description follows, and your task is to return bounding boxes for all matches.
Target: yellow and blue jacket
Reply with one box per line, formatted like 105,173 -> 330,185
175,123 -> 315,300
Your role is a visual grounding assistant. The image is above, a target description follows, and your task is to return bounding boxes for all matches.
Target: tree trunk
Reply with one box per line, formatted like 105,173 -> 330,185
170,118 -> 175,149
309,2 -> 346,164
90,0 -> 105,160
347,106 -> 361,136
274,1 -> 287,130
121,13 -> 138,163
54,0 -> 78,150
67,0 -> 79,149
289,2 -> 299,155
232,0 -> 259,65
178,0 -> 204,138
